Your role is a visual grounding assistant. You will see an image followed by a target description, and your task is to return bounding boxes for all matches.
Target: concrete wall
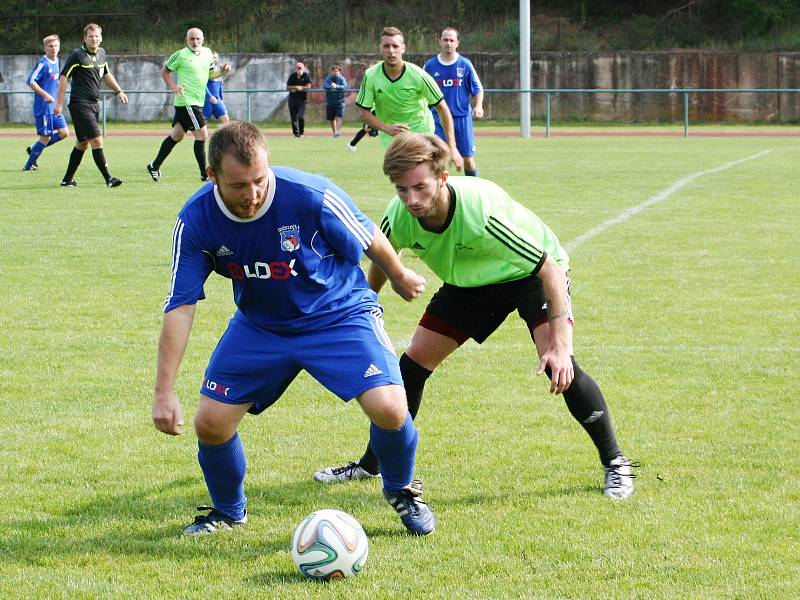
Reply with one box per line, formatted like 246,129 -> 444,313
2,50 -> 800,124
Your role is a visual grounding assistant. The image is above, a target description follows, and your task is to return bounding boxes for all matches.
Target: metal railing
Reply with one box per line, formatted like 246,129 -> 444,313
2,88 -> 798,137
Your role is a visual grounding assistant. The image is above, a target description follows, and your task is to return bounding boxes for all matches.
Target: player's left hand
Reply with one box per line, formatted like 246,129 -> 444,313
117,91 -> 129,104
221,63 -> 231,74
473,106 -> 484,119
536,348 -> 574,394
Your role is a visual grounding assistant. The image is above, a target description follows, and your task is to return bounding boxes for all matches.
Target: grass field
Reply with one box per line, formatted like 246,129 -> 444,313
2,128 -> 799,599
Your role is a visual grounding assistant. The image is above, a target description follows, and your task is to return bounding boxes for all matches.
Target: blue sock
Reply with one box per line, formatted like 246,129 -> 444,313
369,413 -> 418,492
47,135 -> 62,147
465,169 -> 477,177
25,141 -> 46,169
197,432 -> 247,520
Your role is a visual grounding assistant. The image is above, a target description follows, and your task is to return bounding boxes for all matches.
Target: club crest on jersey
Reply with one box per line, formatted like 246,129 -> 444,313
457,67 -> 465,77
278,225 -> 301,252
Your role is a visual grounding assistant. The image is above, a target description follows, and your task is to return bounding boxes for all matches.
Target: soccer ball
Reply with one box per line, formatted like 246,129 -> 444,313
291,509 -> 369,580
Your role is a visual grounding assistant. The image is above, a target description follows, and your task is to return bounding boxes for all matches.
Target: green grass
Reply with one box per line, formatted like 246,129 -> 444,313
1,131 -> 799,598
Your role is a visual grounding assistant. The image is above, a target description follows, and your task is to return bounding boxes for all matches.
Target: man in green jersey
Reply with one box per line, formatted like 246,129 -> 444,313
314,133 -> 635,500
355,27 -> 464,171
147,27 -> 231,182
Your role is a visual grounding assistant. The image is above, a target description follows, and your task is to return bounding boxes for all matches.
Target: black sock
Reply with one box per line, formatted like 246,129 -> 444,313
193,140 -> 207,175
557,357 -> 622,466
358,353 -> 432,474
63,147 -> 85,181
91,148 -> 112,181
153,136 -> 178,169
349,128 -> 367,146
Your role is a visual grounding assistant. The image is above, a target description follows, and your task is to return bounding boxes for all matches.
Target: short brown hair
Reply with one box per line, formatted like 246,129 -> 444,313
83,23 -> 102,37
208,121 -> 268,175
381,27 -> 404,41
441,27 -> 460,40
43,34 -> 60,45
383,133 -> 450,182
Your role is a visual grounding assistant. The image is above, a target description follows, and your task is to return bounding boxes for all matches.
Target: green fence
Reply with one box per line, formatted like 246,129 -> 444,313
2,88 -> 798,137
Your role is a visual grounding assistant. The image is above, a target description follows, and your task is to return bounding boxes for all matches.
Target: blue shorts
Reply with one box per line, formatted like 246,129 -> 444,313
201,308 -> 402,414
326,104 -> 345,120
434,114 -> 476,157
203,101 -> 228,120
35,113 -> 68,137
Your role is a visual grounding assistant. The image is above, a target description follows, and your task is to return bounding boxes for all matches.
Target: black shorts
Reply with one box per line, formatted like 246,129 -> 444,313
326,104 -> 345,120
68,102 -> 101,142
420,272 -> 573,345
172,105 -> 206,132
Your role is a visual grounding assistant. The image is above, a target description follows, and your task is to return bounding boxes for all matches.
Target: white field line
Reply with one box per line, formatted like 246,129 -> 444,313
564,149 -> 773,253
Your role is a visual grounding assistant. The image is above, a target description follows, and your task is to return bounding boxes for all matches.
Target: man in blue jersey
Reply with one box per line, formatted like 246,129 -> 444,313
424,27 -> 484,176
203,52 -> 230,125
152,120 -> 436,537
23,34 -> 69,171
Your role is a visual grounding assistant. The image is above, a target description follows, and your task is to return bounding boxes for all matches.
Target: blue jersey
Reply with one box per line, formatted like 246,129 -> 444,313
205,78 -> 223,102
164,166 -> 380,333
27,55 -> 60,116
423,54 -> 482,117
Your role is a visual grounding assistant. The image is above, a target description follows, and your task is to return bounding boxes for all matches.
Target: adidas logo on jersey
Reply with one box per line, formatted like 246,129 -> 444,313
216,245 -> 234,256
363,364 -> 383,378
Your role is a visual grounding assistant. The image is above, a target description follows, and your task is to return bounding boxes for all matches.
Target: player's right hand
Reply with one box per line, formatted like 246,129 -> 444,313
390,268 -> 426,301
175,85 -> 185,97
54,103 -> 62,116
152,390 -> 185,436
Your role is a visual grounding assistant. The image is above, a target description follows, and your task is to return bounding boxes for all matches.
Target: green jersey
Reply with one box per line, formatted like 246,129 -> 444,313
164,46 -> 214,107
380,176 -> 570,287
356,61 -> 443,147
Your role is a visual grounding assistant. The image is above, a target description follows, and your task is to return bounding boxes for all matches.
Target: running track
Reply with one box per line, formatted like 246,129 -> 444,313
2,129 -> 799,138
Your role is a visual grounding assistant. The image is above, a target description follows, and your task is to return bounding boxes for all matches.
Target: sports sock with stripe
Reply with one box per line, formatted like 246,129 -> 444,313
558,357 -> 622,466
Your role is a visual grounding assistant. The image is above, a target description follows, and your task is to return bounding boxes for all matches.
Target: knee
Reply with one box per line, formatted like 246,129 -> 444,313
194,413 -> 231,445
371,396 -> 409,431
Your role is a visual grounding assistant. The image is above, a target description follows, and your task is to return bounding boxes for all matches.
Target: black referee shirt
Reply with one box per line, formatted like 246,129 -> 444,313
61,44 -> 110,104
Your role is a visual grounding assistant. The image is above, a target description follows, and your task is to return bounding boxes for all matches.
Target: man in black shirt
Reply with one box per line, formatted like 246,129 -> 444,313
286,62 -> 311,137
55,23 -> 128,188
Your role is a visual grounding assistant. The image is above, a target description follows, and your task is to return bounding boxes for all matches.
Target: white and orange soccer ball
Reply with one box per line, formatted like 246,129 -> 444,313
290,509 -> 369,580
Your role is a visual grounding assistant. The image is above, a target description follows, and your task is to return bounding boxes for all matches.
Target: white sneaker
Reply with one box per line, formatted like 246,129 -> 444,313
346,143 -> 357,153
313,462 -> 381,483
603,456 -> 635,500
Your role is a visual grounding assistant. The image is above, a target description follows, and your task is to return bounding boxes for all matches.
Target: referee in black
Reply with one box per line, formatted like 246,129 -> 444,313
54,23 -> 128,188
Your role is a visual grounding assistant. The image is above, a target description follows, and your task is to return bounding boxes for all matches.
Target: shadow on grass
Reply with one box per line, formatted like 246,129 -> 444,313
0,474 -> 423,568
